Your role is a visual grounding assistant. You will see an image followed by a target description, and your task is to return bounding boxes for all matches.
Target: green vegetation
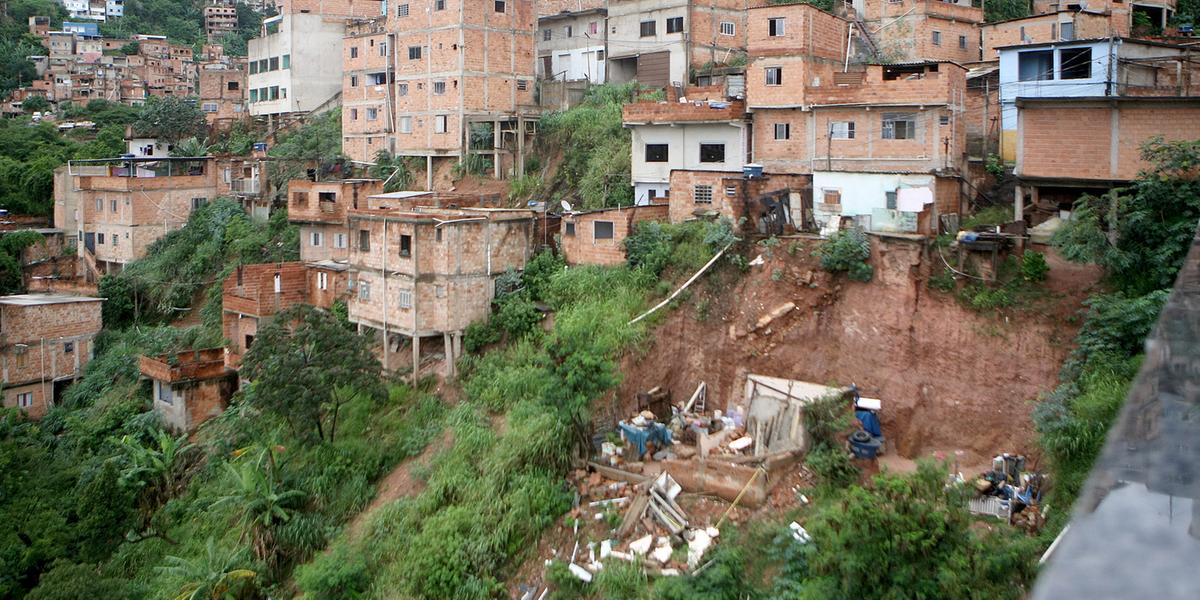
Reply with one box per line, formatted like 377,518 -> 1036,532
962,204 -> 1014,229
1040,138 -> 1200,508
133,96 -> 208,144
624,218 -> 737,278
0,1 -> 65,98
368,150 -> 417,193
266,109 -> 346,195
0,230 -> 46,294
816,228 -> 873,282
539,84 -> 644,209
984,0 -> 1030,23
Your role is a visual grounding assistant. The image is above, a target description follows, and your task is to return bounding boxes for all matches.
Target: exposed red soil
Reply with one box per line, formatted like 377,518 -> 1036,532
616,238 -> 1101,468
345,428 -> 453,539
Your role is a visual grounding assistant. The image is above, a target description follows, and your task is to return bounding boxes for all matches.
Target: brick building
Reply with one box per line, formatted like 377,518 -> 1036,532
199,60 -> 247,130
342,0 -> 540,188
848,0 -> 982,65
56,157 -> 219,276
1030,0 -> 1177,36
288,178 -> 386,265
560,203 -> 668,266
205,2 -> 240,41
981,10 -> 1115,60
0,294 -> 104,419
606,0 -> 749,88
345,205 -> 537,375
140,348 -> 237,432
222,262 -> 310,368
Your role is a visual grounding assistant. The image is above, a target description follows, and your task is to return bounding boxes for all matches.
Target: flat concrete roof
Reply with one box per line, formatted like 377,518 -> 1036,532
0,294 -> 104,306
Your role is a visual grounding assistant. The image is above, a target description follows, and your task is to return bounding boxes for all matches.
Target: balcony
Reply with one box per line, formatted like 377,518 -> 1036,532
230,178 -> 261,195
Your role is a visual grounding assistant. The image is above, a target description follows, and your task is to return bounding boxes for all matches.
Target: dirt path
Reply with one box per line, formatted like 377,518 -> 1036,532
346,428 -> 453,539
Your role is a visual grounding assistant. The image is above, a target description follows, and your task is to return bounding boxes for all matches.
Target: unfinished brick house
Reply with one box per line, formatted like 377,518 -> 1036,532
1030,0 -> 1177,36
560,204 -> 669,266
140,348 -> 237,432
606,0 -> 749,88
848,0 -> 982,65
198,59 -> 247,131
980,10 -> 1115,60
222,262 -> 309,368
288,178 -> 386,265
341,0 -> 540,188
0,294 -> 104,419
345,205 -> 537,375
56,157 -> 219,277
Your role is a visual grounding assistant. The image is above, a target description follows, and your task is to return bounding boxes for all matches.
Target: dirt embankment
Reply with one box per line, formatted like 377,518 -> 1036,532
617,237 -> 1101,467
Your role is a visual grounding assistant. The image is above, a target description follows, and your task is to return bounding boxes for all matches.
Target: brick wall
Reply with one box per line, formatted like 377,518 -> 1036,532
288,179 -> 384,224
669,170 -> 745,223
746,3 -> 847,59
561,204 -> 670,266
0,299 -> 102,394
981,12 -> 1114,59
1017,100 -> 1200,181
277,0 -> 385,17
307,265 -> 349,308
623,99 -> 746,124
222,262 -> 309,318
689,0 -> 749,70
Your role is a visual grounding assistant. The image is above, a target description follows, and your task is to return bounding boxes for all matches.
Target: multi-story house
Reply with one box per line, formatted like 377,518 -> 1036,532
205,2 -> 241,40
998,37 -> 1200,223
0,294 -> 104,418
1030,0 -> 1177,36
221,262 -> 310,368
981,9 -> 1116,60
140,348 -> 236,431
55,157 -> 219,276
606,0 -> 749,89
345,203 -> 537,375
848,0 -> 982,65
199,60 -> 247,130
247,0 -> 384,119
536,8 -> 607,83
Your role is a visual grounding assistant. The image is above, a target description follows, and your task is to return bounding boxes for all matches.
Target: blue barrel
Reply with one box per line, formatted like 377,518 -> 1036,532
743,163 -> 764,178
848,429 -> 882,459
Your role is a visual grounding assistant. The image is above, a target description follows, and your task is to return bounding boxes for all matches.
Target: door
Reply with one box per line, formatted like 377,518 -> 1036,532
84,232 -> 95,254
541,56 -> 552,79
636,51 -> 671,89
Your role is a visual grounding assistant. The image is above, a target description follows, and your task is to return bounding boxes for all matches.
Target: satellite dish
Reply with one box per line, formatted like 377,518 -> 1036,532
560,200 -> 573,213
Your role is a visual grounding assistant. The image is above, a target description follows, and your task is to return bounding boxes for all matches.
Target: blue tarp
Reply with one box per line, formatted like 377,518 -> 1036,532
856,410 -> 882,438
618,421 -> 673,457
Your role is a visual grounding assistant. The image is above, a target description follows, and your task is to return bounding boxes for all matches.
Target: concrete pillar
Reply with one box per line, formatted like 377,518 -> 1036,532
425,156 -> 433,191
493,119 -> 502,179
452,331 -> 462,360
1014,184 -> 1024,223
411,334 -> 420,380
443,331 -> 455,378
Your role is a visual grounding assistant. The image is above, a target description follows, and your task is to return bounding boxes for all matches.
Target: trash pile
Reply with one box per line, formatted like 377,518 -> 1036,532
967,453 -> 1047,531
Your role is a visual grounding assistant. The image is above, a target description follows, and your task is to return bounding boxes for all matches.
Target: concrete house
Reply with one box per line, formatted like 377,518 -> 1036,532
0,294 -> 104,418
56,157 -> 219,277
537,8 -> 608,83
140,348 -> 237,432
345,204 -> 536,375
606,0 -> 749,89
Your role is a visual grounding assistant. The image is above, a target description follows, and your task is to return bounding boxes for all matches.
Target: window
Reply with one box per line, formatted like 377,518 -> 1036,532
565,222 -> 576,236
1061,22 -> 1074,41
435,228 -> 443,242
351,46 -> 358,58
543,29 -> 551,41
830,121 -> 855,139
397,3 -> 409,16
111,199 -> 117,212
398,290 -> 413,309
640,20 -> 656,37
269,56 -> 279,71
932,31 -> 941,46
694,184 -> 713,204
768,17 -> 785,37
409,46 -> 422,60
1060,47 -> 1092,79
350,75 -> 358,87
666,17 -> 683,34
250,61 -> 258,74
400,234 -> 412,257
379,42 -> 387,57
645,143 -> 669,162
435,114 -> 447,133
881,113 -> 917,140
311,231 -> 323,246
517,79 -> 528,91
399,116 -> 412,133
228,81 -> 239,91
369,72 -> 387,85
359,229 -> 371,251
367,107 -> 378,120
113,234 -> 118,247
17,392 -> 33,409
156,382 -> 171,404
95,198 -> 102,212
317,271 -> 328,290
1018,50 -> 1053,81
959,35 -> 967,49
435,0 -> 445,9
565,25 -> 572,37
282,54 -> 290,68
823,189 -> 841,205
64,341 -> 74,353
725,185 -> 737,196
97,233 -> 105,244
720,21 -> 735,36
192,197 -> 207,209
589,21 -> 598,35
334,233 -> 347,248
273,273 -> 281,293
433,80 -> 446,95
494,0 -> 505,12
202,102 -> 217,112
398,83 -> 409,96
774,123 -> 790,140
250,89 -> 258,102
269,86 -> 279,100
765,66 -> 782,86
939,115 -> 950,125
258,59 -> 267,72
351,108 -> 358,120
699,143 -> 725,163
594,221 -> 614,240
886,191 -> 898,210
359,280 -> 370,300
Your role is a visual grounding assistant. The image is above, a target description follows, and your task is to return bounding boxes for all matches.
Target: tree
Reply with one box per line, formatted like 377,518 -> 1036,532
115,430 -> 197,532
157,538 -> 256,600
211,447 -> 305,564
21,95 -> 50,113
26,561 -> 135,600
239,304 -> 383,443
984,0 -> 1030,22
134,96 -> 208,143
368,149 -> 416,192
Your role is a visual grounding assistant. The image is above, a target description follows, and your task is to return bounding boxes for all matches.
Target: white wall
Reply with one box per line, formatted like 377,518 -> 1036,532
630,122 -> 747,186
249,14 -> 348,116
812,171 -> 934,232
999,39 -> 1111,132
606,0 -> 689,85
543,45 -> 606,83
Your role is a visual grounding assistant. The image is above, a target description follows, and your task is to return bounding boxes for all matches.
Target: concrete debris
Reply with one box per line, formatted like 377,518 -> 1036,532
728,436 -> 754,451
568,563 -> 593,582
652,539 -> 673,564
629,535 -> 653,556
748,254 -> 765,266
753,301 -> 796,331
686,528 -> 716,569
789,522 -> 812,544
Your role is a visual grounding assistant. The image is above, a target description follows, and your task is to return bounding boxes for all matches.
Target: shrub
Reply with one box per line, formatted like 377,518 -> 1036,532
928,268 -> 957,292
962,205 -> 1014,229
807,445 -> 860,487
463,321 -> 501,353
817,228 -> 873,282
1021,251 -> 1049,282
493,294 -> 542,338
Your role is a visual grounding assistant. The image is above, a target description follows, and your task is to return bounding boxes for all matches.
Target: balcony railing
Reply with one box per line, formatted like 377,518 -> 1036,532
230,178 -> 261,195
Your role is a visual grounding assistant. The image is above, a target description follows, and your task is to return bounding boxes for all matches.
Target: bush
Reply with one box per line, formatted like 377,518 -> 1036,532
928,268 -> 956,292
463,320 -> 502,354
493,293 -> 542,338
1021,251 -> 1049,282
807,445 -> 860,487
962,205 -> 1014,229
816,228 -> 873,282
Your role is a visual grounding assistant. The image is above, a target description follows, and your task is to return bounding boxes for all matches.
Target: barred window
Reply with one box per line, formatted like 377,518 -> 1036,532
694,185 -> 713,204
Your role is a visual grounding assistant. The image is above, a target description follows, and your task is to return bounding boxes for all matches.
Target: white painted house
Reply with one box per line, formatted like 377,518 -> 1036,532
627,115 -> 748,205
537,8 -> 607,84
248,13 -> 349,117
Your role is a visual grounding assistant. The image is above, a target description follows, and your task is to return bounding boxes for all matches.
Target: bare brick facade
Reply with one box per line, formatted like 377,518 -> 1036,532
222,262 -> 310,368
0,295 -> 103,419
140,348 -> 237,432
561,204 -> 669,266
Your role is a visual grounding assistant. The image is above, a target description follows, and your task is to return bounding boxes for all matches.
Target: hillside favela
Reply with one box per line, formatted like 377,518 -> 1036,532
1,0 -> 1198,598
